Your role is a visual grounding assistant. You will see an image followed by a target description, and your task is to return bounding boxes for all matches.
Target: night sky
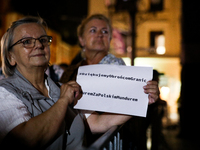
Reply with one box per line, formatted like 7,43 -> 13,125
10,0 -> 88,45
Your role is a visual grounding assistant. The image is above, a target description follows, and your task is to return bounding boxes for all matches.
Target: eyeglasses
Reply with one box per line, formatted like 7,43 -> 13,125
9,35 -> 52,50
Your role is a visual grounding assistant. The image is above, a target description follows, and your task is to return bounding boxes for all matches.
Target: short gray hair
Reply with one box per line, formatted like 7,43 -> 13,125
1,16 -> 47,77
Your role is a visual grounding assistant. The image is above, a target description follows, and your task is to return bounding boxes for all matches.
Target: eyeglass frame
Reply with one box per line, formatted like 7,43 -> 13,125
9,35 -> 52,50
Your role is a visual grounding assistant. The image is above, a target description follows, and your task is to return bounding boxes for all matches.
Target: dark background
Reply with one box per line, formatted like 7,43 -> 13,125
10,0 -> 88,45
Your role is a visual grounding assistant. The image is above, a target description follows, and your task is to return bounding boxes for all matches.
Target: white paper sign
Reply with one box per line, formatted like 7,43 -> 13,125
74,64 -> 153,117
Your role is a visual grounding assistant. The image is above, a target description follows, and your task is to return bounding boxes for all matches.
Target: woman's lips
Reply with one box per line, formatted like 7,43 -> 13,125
32,53 -> 45,57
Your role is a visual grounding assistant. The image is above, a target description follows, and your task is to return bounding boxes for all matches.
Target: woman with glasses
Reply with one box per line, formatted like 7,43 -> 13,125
0,16 -> 84,149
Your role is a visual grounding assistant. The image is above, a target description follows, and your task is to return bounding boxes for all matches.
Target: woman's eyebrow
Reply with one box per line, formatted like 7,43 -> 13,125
102,27 -> 108,30
20,34 -> 47,39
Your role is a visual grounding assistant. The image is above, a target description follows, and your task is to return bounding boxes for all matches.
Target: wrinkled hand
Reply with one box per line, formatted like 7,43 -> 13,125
143,80 -> 159,104
60,81 -> 82,106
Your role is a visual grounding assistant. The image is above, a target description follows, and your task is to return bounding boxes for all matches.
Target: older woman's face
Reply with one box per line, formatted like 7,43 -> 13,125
79,19 -> 111,52
9,23 -> 50,71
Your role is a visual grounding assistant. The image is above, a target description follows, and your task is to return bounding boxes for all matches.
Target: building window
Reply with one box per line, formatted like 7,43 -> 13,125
150,0 -> 164,12
150,31 -> 166,55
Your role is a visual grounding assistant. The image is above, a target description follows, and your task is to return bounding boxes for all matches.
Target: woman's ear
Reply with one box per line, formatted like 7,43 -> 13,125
8,52 -> 16,66
78,36 -> 85,47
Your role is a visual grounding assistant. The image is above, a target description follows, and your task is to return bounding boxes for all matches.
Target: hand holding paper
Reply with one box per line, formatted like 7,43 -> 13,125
143,80 -> 159,104
74,64 -> 153,117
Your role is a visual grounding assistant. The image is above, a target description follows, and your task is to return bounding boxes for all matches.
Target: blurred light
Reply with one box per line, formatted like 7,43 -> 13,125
170,113 -> 179,122
122,57 -> 131,66
156,46 -> 166,55
160,86 -> 170,100
156,34 -> 165,55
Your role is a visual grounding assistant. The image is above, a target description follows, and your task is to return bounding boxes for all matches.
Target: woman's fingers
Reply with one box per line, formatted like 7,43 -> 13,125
60,81 -> 82,105
143,81 -> 159,104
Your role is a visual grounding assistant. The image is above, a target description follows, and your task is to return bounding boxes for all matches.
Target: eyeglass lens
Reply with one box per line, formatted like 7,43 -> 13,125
22,36 -> 52,48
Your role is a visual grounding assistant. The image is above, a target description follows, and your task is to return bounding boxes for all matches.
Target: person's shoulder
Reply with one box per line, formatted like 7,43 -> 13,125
0,75 -> 15,85
0,74 -> 24,96
0,86 -> 9,93
100,54 -> 126,65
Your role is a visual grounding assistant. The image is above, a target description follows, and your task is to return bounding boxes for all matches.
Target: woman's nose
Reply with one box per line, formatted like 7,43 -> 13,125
35,39 -> 44,49
97,30 -> 103,37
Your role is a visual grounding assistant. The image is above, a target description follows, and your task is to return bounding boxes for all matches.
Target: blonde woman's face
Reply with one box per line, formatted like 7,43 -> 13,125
79,19 -> 111,52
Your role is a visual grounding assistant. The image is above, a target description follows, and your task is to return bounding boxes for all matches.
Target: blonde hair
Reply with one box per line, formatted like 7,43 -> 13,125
77,14 -> 112,47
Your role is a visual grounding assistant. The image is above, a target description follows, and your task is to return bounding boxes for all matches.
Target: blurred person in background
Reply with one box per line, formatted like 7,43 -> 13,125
144,70 -> 170,150
60,14 -> 126,82
60,14 -> 159,145
124,70 -> 170,150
